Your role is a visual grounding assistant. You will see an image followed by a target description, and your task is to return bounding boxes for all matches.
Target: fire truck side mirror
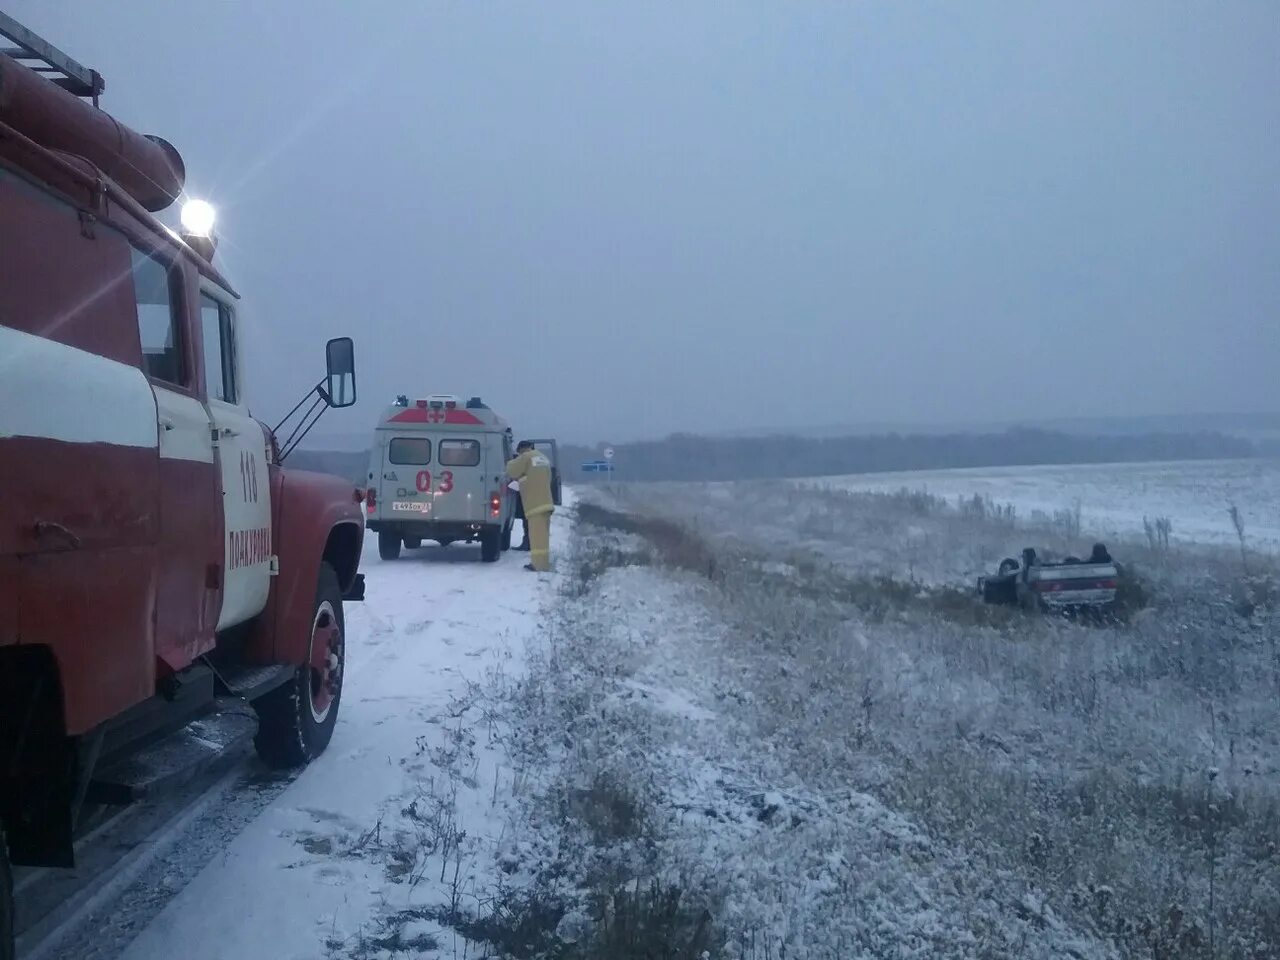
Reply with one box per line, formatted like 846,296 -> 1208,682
324,337 -> 357,408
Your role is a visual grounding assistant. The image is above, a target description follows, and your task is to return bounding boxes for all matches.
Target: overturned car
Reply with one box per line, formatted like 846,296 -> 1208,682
979,544 -> 1119,613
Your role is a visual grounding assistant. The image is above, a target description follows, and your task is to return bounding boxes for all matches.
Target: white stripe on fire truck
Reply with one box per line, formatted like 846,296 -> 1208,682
0,326 -> 158,448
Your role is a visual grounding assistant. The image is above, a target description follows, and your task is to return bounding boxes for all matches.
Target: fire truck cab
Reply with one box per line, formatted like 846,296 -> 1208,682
0,17 -> 365,941
365,395 -> 517,562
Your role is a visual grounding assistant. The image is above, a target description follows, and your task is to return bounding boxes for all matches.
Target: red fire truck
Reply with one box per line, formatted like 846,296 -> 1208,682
0,15 -> 365,953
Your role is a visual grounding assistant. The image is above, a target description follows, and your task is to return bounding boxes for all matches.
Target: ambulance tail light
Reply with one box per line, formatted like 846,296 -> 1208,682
490,492 -> 502,518
366,488 -> 377,514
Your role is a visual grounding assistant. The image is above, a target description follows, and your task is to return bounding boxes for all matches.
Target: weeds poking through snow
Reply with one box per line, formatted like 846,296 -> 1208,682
1229,502 -> 1249,574
1145,514 -> 1174,556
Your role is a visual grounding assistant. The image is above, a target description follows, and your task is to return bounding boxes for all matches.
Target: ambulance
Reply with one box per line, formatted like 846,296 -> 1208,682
364,395 -> 517,562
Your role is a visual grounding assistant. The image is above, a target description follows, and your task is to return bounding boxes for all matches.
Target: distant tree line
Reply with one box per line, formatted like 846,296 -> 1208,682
289,427 -> 1257,486
562,428 -> 1256,483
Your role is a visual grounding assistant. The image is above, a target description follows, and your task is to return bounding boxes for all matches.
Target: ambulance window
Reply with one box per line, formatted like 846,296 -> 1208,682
389,438 -> 431,464
131,247 -> 185,385
439,439 -> 481,467
200,293 -> 238,403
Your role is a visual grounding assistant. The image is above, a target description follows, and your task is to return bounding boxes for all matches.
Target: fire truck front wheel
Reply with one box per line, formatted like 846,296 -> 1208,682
1,827 -> 14,960
252,563 -> 345,769
378,530 -> 401,561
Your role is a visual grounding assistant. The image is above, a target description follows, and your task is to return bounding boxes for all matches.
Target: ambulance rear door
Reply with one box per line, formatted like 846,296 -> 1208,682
527,438 -> 562,505
380,430 -> 432,519
432,435 -> 488,523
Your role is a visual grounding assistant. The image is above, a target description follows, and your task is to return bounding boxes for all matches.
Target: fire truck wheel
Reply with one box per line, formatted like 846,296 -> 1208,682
480,527 -> 501,563
252,563 -> 345,769
500,520 -> 513,552
378,531 -> 401,561
403,536 -> 422,550
1,827 -> 14,960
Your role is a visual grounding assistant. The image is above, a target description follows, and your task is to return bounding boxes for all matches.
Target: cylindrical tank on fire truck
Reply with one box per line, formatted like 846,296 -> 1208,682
0,53 -> 185,211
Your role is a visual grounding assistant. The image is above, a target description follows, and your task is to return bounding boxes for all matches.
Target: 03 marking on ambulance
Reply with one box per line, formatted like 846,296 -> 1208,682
411,470 -> 454,493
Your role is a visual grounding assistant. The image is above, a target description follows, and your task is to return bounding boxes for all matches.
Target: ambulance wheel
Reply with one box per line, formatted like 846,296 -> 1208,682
253,563 -> 345,769
500,520 -> 513,552
480,527 -> 501,563
403,536 -> 422,550
1,828 -> 13,960
378,531 -> 401,561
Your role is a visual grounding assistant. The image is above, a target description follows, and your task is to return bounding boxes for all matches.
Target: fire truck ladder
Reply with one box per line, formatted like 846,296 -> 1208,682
0,11 -> 104,103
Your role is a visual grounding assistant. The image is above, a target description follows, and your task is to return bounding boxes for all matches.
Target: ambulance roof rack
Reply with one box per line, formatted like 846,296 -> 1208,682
0,12 -> 105,103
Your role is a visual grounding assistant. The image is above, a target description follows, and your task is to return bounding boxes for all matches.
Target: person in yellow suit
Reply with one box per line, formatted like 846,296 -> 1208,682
506,440 -> 554,571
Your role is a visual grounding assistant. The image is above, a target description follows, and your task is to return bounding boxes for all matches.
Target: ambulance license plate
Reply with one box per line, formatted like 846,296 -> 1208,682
392,501 -> 429,513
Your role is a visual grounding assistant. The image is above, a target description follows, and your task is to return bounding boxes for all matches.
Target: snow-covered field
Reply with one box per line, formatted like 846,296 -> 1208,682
584,478 -> 1280,959
808,458 -> 1280,552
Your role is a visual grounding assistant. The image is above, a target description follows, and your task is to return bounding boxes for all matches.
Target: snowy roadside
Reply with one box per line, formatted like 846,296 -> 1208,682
473,517 -> 1116,959
117,503 -> 575,960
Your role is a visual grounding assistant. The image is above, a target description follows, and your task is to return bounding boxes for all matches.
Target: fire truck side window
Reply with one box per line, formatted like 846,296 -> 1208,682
130,246 -> 185,385
200,293 -> 238,403
389,438 -> 431,464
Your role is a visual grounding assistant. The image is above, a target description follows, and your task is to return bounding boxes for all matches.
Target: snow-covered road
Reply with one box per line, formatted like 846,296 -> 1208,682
110,510 -> 571,960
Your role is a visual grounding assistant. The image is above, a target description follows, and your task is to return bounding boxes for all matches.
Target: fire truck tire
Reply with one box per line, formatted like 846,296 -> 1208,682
252,563 -> 345,769
1,827 -> 14,960
500,520 -> 513,552
378,531 -> 401,561
480,527 -> 501,563
403,536 -> 422,550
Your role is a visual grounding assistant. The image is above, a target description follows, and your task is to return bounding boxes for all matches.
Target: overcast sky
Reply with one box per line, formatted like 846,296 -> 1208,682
12,1 -> 1278,443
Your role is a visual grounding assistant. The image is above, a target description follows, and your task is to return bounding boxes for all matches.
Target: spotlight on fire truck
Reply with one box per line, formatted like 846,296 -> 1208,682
179,198 -> 218,260
180,198 -> 216,237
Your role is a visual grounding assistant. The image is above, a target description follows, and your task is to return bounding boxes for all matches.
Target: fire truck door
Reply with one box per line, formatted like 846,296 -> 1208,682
200,292 -> 272,630
131,246 -> 222,671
